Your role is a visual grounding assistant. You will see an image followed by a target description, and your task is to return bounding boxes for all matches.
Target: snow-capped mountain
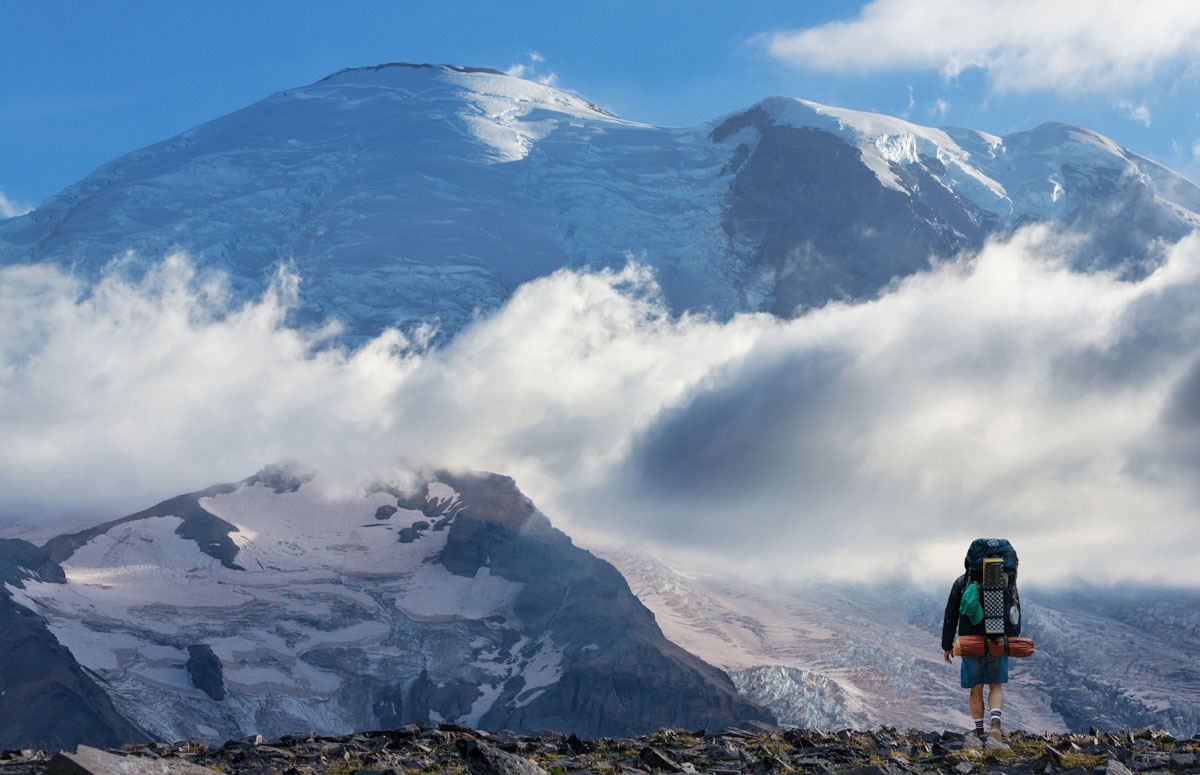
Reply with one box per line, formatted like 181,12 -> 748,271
3,63 -> 1198,339
597,548 -> 1200,737
2,467 -> 765,747
6,62 -> 1200,746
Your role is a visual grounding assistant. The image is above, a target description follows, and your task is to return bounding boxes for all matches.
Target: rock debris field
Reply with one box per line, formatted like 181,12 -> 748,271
4,723 -> 1199,775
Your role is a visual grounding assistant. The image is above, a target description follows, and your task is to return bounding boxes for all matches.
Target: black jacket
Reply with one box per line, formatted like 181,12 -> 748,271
941,572 -> 986,652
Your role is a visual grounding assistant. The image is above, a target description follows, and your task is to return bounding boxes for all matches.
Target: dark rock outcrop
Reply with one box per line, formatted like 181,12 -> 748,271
0,542 -> 150,750
39,464 -> 315,571
185,645 -> 225,701
42,487 -> 242,570
433,470 -> 771,738
0,540 -> 66,587
712,107 -> 992,316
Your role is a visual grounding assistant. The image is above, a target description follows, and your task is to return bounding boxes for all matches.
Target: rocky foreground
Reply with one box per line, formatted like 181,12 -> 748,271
3,723 -> 1199,775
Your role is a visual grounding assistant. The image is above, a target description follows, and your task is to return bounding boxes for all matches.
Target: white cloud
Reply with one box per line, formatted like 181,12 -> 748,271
931,98 -> 949,119
506,52 -> 559,87
1193,138 -> 1200,160
759,0 -> 1200,94
0,257 -> 756,534
1118,100 -> 1152,126
0,189 -> 33,219
4,229 -> 1200,587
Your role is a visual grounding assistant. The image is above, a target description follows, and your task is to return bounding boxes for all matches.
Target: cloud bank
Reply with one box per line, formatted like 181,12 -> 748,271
760,0 -> 1200,94
3,228 -> 1200,585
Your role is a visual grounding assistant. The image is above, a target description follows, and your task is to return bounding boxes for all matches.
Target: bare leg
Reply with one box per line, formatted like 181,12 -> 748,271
969,684 -> 985,722
987,683 -> 1006,745
988,684 -> 1005,714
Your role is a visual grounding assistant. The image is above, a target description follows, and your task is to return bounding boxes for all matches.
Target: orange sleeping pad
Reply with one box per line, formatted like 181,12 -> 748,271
953,635 -> 1035,658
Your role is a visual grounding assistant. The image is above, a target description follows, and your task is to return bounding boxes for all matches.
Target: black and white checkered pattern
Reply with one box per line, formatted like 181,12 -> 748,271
982,562 -> 1009,635
984,587 -> 1007,634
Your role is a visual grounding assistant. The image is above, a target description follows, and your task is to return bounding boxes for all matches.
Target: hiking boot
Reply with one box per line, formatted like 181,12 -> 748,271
986,726 -> 1009,750
962,733 -> 983,749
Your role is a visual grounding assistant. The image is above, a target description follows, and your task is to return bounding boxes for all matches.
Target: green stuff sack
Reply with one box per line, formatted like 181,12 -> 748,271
960,582 -> 983,625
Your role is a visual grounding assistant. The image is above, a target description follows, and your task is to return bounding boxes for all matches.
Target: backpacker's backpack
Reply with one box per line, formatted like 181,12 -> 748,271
964,538 -> 1021,642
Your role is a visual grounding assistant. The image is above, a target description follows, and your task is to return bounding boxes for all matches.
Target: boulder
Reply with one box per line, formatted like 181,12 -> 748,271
457,740 -> 547,775
47,746 -> 218,775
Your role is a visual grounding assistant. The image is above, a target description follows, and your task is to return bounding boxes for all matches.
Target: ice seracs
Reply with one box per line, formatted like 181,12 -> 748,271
595,545 -> 1200,735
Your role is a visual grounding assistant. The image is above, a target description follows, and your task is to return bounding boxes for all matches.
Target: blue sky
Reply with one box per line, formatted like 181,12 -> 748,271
3,0 -> 1200,213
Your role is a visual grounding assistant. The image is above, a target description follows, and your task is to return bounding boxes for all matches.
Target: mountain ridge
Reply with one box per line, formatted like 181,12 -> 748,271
1,467 -> 768,747
4,63 -> 1196,340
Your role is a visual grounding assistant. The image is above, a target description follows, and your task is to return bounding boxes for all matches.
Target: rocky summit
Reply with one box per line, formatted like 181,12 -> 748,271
3,722 -> 1199,775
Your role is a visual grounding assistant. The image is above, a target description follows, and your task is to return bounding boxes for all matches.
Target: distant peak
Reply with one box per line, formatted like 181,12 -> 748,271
319,62 -> 506,83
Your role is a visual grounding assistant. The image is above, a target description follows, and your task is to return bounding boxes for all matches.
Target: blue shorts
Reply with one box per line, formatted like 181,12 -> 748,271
961,655 -> 1008,688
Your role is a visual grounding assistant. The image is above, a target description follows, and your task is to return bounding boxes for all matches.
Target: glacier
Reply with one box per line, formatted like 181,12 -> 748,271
3,62 -> 1198,341
597,547 -> 1200,737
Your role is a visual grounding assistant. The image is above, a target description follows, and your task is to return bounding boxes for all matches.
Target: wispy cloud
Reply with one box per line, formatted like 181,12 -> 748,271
758,0 -> 1200,95
506,51 -> 559,87
0,189 -> 33,219
901,85 -> 915,118
5,228 -> 1200,587
1118,100 -> 1152,127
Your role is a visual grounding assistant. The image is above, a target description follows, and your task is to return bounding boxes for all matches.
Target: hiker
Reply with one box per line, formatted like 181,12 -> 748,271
941,538 -> 1021,750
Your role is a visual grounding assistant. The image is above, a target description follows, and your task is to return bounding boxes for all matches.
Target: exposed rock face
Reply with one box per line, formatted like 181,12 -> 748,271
4,468 -> 768,743
185,646 -> 225,701
423,472 -> 767,737
42,486 -> 244,569
0,541 -> 149,750
38,465 -> 308,571
712,107 -> 992,315
0,540 -> 66,586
